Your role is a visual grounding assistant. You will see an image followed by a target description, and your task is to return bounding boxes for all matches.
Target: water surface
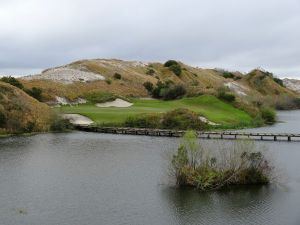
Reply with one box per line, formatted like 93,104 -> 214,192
0,111 -> 300,225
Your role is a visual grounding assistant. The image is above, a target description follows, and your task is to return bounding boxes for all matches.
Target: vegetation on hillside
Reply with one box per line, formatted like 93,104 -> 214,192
0,82 -> 51,134
19,60 -> 299,115
1,76 -> 43,101
0,82 -> 70,135
170,131 -> 274,191
125,108 -> 207,130
164,60 -> 182,76
83,92 -> 116,104
150,81 -> 186,100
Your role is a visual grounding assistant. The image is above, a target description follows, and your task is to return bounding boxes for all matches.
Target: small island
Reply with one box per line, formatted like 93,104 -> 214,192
170,131 -> 274,191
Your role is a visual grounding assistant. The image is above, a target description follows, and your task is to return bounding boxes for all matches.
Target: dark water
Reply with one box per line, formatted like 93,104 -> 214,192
0,111 -> 300,225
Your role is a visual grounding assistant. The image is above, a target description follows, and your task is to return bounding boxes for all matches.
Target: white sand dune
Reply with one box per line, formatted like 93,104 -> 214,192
22,67 -> 105,84
96,98 -> 133,108
62,114 -> 93,125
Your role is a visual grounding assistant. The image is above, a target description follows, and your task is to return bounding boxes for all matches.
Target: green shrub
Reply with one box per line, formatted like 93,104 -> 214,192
0,76 -> 24,89
143,81 -> 154,92
151,81 -> 186,100
169,64 -> 182,76
146,68 -> 155,75
84,92 -> 116,103
162,85 -> 186,100
217,89 -> 235,102
222,72 -> 235,79
162,109 -> 207,130
164,60 -> 182,76
260,108 -> 276,124
105,79 -> 112,85
113,73 -> 122,80
171,133 -> 274,190
50,114 -> 73,131
25,87 -> 43,101
164,60 -> 179,67
273,77 -> 284,87
124,109 -> 206,130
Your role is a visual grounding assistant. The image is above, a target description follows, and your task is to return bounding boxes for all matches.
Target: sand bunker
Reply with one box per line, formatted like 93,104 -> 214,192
62,114 -> 93,125
199,116 -> 220,126
96,98 -> 133,108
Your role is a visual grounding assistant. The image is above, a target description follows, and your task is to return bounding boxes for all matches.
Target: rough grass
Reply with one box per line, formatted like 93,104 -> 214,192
0,82 -> 53,134
60,95 -> 254,128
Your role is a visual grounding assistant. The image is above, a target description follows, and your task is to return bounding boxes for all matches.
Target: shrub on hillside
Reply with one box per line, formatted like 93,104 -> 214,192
169,64 -> 182,76
143,81 -> 154,92
164,60 -> 179,67
273,77 -> 284,87
84,92 -> 116,103
0,76 -> 44,101
222,71 -> 235,79
260,108 -> 276,124
162,85 -> 186,100
50,113 -> 73,131
105,79 -> 112,84
217,88 -> 235,102
162,109 -> 207,130
113,73 -> 122,80
151,81 -> 186,100
146,68 -> 155,75
164,60 -> 182,76
25,87 -> 43,101
124,109 -> 207,130
0,76 -> 24,89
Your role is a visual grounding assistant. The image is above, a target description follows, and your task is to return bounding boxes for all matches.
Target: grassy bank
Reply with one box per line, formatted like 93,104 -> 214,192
60,95 -> 255,128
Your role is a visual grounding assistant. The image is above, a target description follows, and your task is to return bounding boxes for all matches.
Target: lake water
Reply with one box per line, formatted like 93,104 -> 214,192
0,111 -> 300,225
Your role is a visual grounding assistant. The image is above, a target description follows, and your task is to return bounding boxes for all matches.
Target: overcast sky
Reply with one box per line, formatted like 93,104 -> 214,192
0,0 -> 299,78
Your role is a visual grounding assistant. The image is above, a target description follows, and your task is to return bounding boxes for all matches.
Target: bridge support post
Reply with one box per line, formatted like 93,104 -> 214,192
261,136 -> 263,140
207,134 -> 210,139
221,134 -> 223,139
274,136 -> 277,141
288,136 -> 291,142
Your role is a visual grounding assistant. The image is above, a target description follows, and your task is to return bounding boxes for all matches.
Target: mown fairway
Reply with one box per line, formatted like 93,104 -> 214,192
60,95 -> 253,127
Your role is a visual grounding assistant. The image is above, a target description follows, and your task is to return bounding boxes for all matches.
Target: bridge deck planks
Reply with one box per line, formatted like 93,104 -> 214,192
75,125 -> 300,142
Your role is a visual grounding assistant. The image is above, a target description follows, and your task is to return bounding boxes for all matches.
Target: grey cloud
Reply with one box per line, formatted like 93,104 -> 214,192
0,0 -> 300,77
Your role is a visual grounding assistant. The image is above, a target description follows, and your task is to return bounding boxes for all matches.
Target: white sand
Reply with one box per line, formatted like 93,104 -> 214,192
22,67 -> 105,84
96,98 -> 133,108
199,116 -> 220,126
224,82 -> 249,96
62,114 -> 94,125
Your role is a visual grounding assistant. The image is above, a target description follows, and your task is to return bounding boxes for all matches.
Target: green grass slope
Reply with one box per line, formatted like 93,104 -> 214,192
60,95 -> 254,128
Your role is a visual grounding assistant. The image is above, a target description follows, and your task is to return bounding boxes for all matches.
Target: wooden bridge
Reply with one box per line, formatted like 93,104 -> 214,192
75,125 -> 300,142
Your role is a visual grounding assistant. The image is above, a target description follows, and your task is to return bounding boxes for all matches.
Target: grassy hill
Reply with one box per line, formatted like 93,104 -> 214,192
15,59 -> 300,130
20,59 -> 226,101
20,59 -> 299,107
0,82 -> 53,134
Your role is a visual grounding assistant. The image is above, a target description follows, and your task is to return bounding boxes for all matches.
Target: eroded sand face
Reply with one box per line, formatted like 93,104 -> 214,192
96,98 -> 133,108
